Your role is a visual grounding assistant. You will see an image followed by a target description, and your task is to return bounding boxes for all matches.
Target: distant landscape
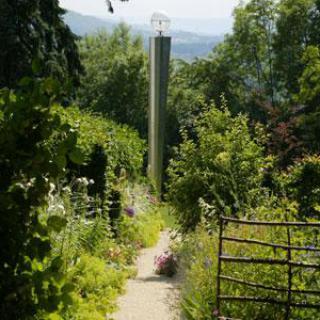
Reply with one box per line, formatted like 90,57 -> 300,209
64,10 -> 226,60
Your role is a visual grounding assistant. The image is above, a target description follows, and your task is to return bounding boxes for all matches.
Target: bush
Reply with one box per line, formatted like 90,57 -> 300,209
154,252 -> 178,277
0,78 -> 80,319
167,105 -> 267,231
117,209 -> 164,249
65,254 -> 129,320
51,105 -> 146,218
54,105 -> 146,183
279,155 -> 320,218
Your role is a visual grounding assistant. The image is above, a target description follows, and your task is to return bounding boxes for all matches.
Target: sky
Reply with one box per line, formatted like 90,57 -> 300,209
59,0 -> 240,20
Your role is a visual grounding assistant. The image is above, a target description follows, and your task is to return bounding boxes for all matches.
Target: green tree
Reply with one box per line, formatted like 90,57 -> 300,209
0,0 -> 82,89
77,24 -> 148,137
171,0 -> 320,166
295,45 -> 320,152
274,0 -> 316,97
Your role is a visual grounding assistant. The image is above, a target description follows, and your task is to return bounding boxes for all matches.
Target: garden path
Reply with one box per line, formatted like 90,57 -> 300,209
113,230 -> 181,320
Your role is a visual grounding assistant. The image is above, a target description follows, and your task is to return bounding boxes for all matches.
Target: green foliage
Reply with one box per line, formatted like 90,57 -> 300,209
172,0 -> 320,165
0,0 -> 82,90
0,75 -> 146,319
117,210 -> 164,249
167,105 -> 266,231
40,178 -> 164,320
274,0 -> 316,95
0,78 -> 81,319
66,254 -> 128,320
77,25 -> 148,137
279,155 -> 320,218
158,205 -> 178,229
53,105 -> 146,189
296,46 -> 320,153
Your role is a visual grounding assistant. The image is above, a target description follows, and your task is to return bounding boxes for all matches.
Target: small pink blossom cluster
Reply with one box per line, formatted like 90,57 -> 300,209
146,192 -> 158,205
154,251 -> 177,277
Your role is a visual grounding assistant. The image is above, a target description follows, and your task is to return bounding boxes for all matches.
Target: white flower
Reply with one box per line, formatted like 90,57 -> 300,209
62,186 -> 71,194
49,183 -> 56,193
82,178 -> 89,186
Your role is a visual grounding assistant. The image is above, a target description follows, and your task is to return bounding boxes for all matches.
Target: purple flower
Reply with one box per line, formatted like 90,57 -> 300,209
204,257 -> 213,269
124,207 -> 135,218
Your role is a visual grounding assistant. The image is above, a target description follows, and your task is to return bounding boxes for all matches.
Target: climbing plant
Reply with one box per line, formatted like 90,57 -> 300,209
0,75 -> 83,319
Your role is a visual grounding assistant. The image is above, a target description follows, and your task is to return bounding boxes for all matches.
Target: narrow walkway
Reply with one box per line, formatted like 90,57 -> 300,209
113,231 -> 180,320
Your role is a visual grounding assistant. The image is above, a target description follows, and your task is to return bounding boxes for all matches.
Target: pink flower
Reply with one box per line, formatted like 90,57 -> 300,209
154,251 -> 177,277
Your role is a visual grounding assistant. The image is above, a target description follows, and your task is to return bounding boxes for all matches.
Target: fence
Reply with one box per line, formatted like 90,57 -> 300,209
216,216 -> 320,320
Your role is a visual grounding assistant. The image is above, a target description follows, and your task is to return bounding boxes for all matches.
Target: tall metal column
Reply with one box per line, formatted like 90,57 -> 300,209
148,36 -> 171,194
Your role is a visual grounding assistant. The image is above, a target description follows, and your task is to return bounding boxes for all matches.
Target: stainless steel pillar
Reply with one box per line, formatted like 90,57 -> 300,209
148,36 -> 171,194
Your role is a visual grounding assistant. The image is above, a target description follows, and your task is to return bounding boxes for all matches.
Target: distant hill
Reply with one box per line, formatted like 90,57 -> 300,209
63,11 -> 224,60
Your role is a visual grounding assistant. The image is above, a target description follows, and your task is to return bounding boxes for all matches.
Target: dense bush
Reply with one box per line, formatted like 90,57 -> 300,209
278,155 -> 320,218
117,210 -> 164,249
54,106 -> 145,181
0,78 -> 81,319
52,105 -> 145,212
167,105 -> 267,231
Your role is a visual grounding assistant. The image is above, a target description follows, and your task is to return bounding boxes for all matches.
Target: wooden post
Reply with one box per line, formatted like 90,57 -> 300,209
216,216 -> 224,315
285,227 -> 292,320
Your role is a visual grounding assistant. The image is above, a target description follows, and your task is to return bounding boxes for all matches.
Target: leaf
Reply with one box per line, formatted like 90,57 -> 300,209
47,216 -> 67,233
46,314 -> 63,320
62,282 -> 75,294
69,148 -> 85,165
32,58 -> 42,74
51,256 -> 64,270
18,77 -> 32,87
64,131 -> 78,149
43,78 -> 60,95
54,154 -> 67,169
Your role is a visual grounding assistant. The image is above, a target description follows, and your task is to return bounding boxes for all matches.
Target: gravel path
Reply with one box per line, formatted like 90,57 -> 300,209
112,231 -> 180,320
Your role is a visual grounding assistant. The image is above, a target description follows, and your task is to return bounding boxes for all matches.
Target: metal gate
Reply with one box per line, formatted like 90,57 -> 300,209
216,216 -> 320,320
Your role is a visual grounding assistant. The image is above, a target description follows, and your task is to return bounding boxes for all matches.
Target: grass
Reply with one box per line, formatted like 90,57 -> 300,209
159,205 -> 178,229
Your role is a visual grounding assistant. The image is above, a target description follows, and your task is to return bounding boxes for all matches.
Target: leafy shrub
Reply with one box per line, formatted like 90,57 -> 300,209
54,105 -> 146,183
278,155 -> 320,218
167,105 -> 266,231
117,209 -> 164,249
0,77 -> 80,319
66,254 -> 129,320
52,105 -> 146,218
